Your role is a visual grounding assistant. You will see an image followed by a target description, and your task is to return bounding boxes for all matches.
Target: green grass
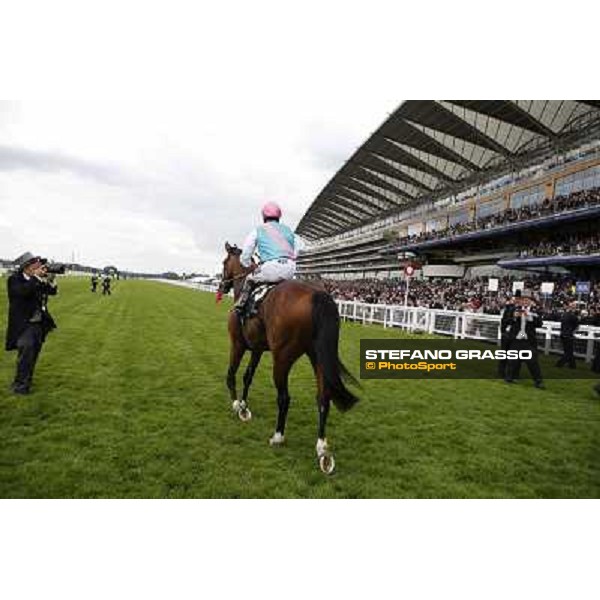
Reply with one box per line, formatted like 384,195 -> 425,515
0,277 -> 599,498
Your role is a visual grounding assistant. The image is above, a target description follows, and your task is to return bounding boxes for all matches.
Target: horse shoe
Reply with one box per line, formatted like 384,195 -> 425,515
319,454 -> 336,475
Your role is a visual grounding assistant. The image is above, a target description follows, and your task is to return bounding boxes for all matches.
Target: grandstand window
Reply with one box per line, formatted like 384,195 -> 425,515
448,209 -> 470,226
426,219 -> 445,232
510,185 -> 544,209
477,197 -> 505,218
555,165 -> 600,196
408,223 -> 423,236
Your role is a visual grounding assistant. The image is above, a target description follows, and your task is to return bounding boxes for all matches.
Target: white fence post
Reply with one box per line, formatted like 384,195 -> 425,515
585,330 -> 595,362
543,325 -> 552,356
454,315 -> 461,339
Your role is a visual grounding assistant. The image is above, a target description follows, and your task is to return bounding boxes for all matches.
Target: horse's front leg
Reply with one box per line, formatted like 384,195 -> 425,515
227,340 -> 246,410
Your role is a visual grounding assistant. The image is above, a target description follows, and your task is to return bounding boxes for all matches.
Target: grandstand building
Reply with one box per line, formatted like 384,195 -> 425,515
295,101 -> 600,281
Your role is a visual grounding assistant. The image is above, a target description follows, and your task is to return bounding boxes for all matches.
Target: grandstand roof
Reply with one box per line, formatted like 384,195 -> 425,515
297,100 -> 600,240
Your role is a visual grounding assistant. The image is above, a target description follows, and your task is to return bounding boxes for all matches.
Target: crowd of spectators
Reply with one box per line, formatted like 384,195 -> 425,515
325,275 -> 600,324
517,231 -> 600,258
398,186 -> 600,246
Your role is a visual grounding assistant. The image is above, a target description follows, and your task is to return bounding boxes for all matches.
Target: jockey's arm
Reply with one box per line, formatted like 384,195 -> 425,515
293,234 -> 304,259
240,229 -> 258,268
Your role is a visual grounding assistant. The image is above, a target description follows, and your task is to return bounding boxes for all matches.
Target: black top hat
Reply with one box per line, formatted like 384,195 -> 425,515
14,251 -> 45,270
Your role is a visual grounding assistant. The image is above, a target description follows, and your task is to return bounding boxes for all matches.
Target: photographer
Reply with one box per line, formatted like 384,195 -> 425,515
505,292 -> 544,389
4,252 -> 58,395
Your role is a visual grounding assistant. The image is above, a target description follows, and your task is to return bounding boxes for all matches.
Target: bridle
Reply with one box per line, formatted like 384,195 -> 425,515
221,272 -> 248,285
220,256 -> 258,294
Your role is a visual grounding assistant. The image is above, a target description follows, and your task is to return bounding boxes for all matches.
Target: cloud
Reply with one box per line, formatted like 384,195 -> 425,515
297,119 -> 366,172
0,144 -> 132,186
0,18 -> 400,275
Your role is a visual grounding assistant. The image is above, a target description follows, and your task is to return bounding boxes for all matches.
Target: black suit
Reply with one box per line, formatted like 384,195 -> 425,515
5,271 -> 57,392
102,277 -> 111,295
505,307 -> 543,385
499,302 -> 517,379
556,312 -> 579,368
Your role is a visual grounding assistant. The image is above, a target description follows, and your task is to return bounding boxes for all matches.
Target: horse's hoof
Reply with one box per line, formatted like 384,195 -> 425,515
319,454 -> 336,475
269,432 -> 285,446
238,408 -> 252,422
232,400 -> 241,412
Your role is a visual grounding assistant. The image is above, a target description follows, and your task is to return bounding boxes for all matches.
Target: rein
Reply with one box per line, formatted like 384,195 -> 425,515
221,272 -> 248,285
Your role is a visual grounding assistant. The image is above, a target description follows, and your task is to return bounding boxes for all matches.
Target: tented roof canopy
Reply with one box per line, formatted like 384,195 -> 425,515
296,100 -> 600,240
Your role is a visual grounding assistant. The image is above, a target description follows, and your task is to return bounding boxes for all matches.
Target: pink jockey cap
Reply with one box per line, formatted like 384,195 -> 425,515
261,202 -> 282,219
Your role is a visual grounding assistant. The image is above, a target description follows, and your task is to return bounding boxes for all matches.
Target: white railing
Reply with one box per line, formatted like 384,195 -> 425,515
157,283 -> 600,363
336,300 -> 600,363
186,282 -> 220,293
154,279 -> 220,293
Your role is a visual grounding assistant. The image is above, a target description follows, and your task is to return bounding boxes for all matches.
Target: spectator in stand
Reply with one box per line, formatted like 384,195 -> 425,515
517,230 -> 600,258
325,274 -> 600,318
398,186 -> 600,247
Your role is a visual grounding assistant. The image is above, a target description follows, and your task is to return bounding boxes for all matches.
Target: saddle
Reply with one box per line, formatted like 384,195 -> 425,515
244,282 -> 279,319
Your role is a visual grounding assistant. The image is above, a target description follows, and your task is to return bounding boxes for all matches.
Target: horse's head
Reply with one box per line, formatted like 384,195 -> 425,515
220,242 -> 244,294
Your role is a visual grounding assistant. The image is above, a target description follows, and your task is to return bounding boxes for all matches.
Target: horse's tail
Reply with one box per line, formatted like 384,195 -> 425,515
311,291 -> 359,412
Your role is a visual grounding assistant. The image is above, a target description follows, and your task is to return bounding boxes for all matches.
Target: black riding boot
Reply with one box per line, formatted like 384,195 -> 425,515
234,280 -> 255,314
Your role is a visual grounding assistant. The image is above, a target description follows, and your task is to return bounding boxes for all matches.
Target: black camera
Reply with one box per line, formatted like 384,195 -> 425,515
44,262 -> 67,275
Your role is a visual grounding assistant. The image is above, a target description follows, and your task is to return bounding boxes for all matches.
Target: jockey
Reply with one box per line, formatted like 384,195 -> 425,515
234,202 -> 299,313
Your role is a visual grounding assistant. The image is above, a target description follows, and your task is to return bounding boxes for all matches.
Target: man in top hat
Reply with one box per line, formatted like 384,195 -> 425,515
4,252 -> 58,394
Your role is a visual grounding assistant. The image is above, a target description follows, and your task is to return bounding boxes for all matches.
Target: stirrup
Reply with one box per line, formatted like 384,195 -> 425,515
234,297 -> 248,312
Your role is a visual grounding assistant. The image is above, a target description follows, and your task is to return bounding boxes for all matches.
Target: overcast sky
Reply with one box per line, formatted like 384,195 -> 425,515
1,1 -> 588,275
0,95 -> 398,274
0,2 -> 412,274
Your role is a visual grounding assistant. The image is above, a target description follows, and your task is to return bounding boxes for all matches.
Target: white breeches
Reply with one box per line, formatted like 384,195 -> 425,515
249,259 -> 296,283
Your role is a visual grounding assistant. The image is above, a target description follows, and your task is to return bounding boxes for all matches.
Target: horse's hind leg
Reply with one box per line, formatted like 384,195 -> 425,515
269,351 -> 293,446
242,350 -> 262,402
307,350 -> 335,474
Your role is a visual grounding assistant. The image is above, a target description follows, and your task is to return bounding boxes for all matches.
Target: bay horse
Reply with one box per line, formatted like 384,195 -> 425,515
219,242 -> 359,474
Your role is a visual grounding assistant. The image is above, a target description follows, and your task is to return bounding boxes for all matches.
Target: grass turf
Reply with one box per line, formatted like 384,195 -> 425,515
0,277 -> 599,498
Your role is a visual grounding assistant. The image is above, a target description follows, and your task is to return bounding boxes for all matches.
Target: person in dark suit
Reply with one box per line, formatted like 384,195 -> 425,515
556,301 -> 579,369
102,275 -> 111,296
90,273 -> 99,293
499,293 -> 519,380
5,252 -> 58,395
505,293 -> 544,389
